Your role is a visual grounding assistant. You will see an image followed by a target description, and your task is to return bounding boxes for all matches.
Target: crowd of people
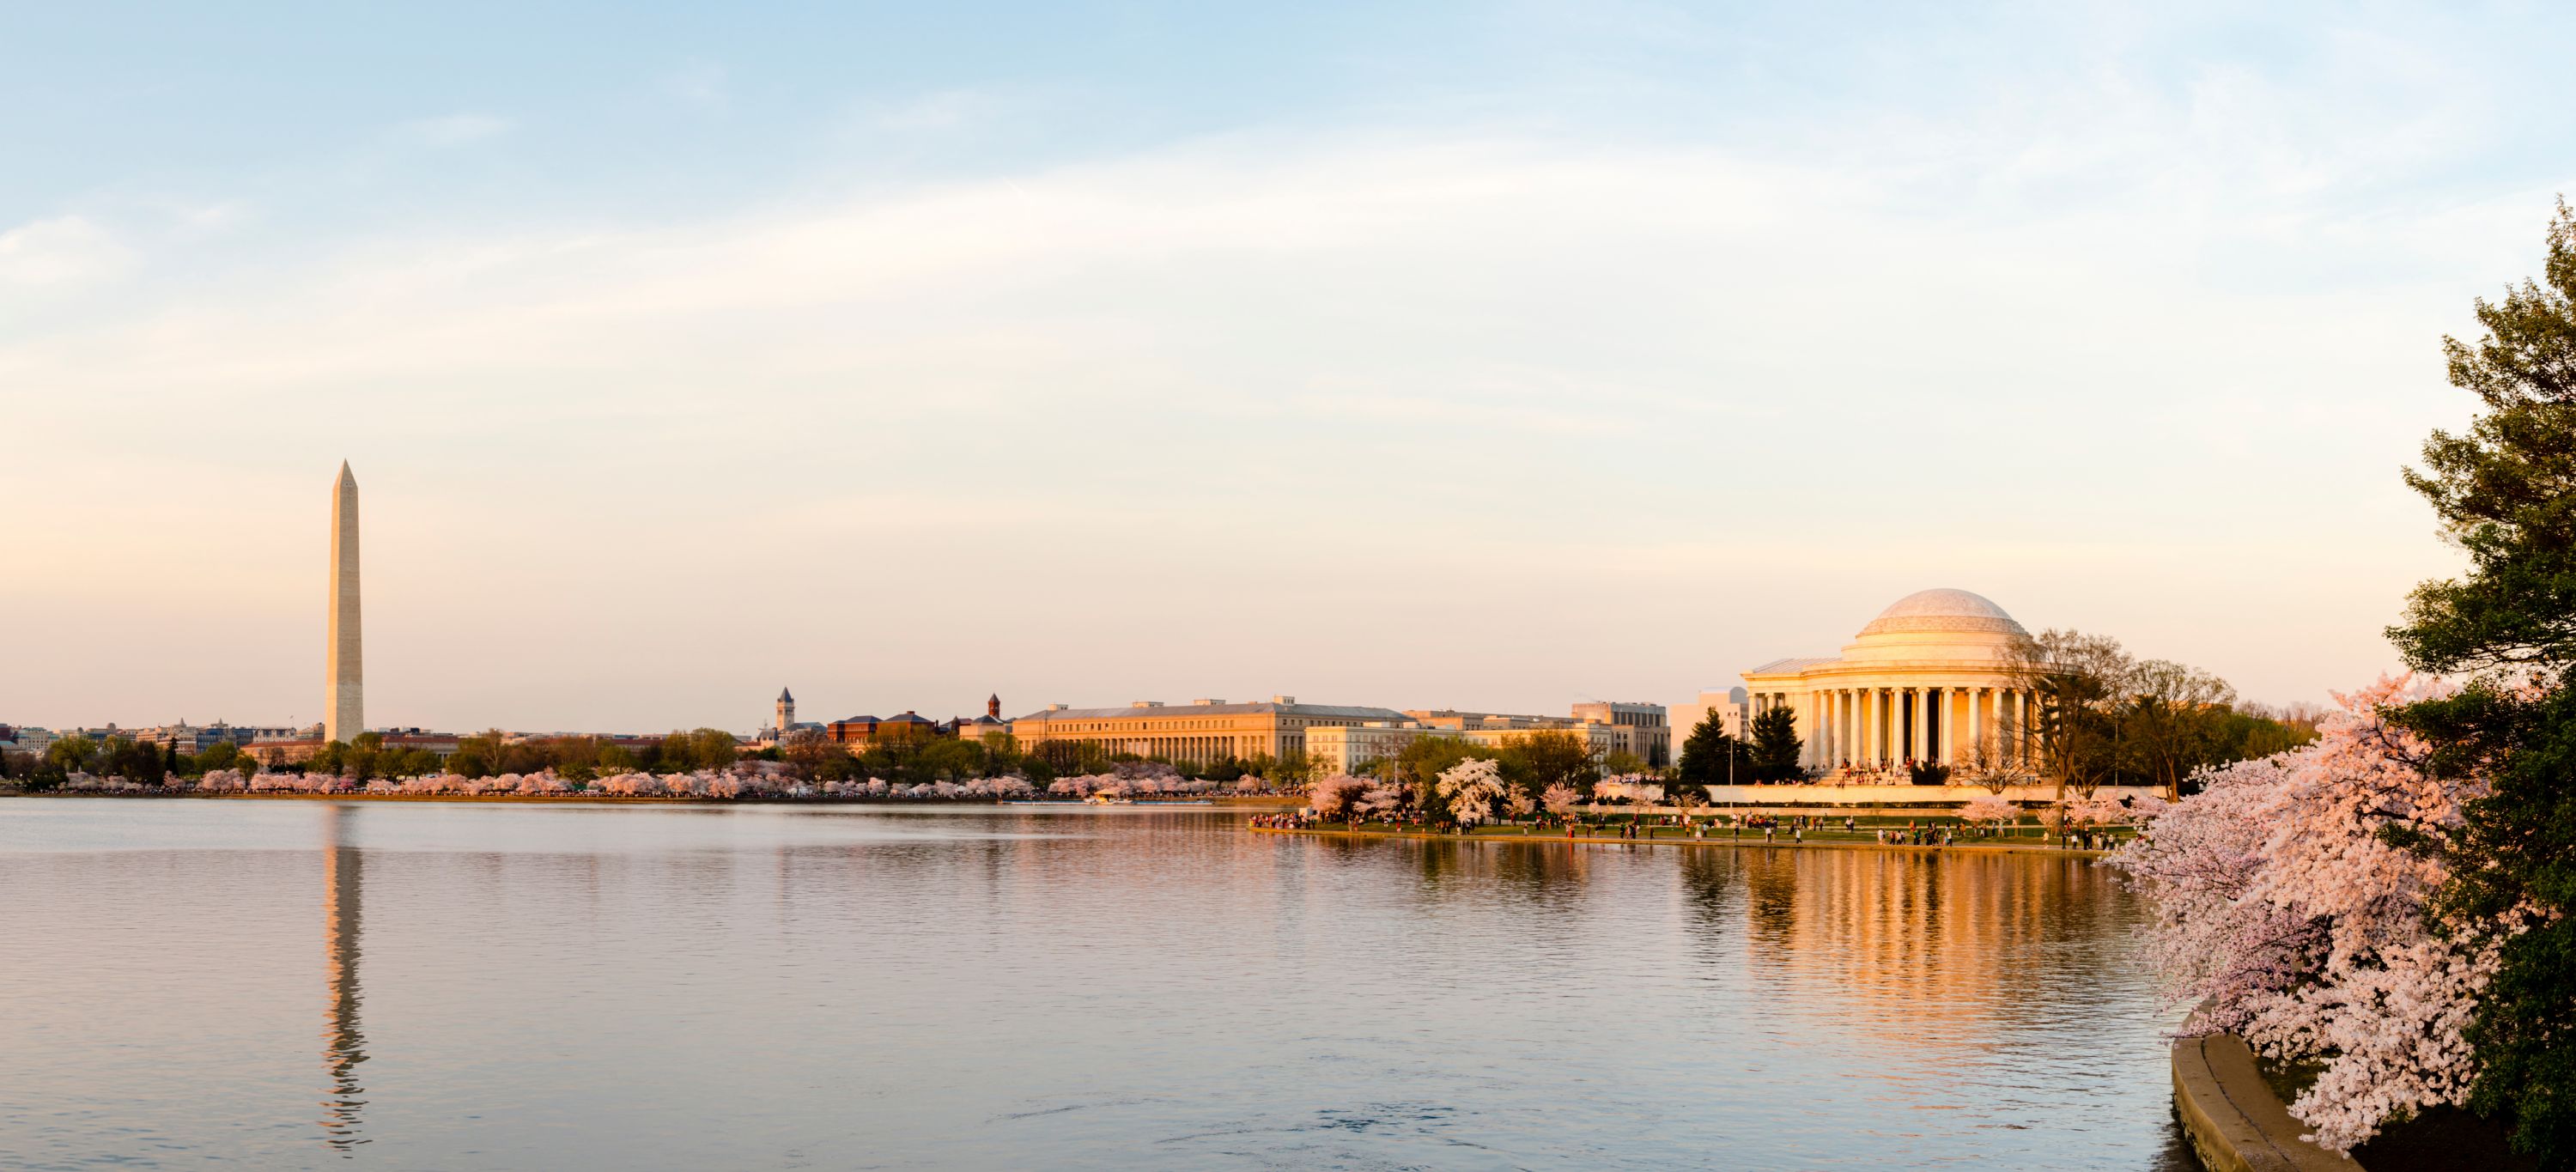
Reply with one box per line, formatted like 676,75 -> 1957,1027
1261,800 -> 2130,852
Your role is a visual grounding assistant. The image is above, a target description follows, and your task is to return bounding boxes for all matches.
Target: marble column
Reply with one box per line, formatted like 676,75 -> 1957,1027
2002,689 -> 2019,765
1908,688 -> 1924,761
1970,688 -> 1985,765
1865,690 -> 1886,768
1889,689 -> 1903,762
1837,689 -> 1850,768
1884,689 -> 1898,765
1937,690 -> 1958,773
2015,689 -> 2030,765
1803,690 -> 1824,773
1815,692 -> 1829,768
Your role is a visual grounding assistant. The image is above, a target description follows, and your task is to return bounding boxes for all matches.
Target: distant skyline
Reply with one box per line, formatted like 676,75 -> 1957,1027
9,3 -> 2575,732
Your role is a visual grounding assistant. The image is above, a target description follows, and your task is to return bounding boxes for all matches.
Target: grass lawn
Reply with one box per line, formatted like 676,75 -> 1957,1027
1303,820 -> 2129,848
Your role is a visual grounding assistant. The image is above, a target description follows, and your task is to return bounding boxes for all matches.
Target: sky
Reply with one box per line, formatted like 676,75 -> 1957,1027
6,2 -> 2574,734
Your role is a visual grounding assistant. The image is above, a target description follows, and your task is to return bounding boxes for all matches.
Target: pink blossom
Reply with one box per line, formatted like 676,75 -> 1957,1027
2111,675 -> 2493,1152
1307,774 -> 1370,817
1435,759 -> 1507,825
1959,793 -> 2017,827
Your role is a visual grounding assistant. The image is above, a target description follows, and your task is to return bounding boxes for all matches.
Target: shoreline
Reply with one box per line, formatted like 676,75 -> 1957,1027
1250,824 -> 2115,859
0,790 -> 1304,810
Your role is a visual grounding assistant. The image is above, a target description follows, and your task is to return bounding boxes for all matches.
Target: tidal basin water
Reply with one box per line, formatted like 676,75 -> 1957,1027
1,800 -> 2197,1170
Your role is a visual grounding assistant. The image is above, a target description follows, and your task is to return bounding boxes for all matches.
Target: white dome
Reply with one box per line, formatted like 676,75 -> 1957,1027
1856,588 -> 2027,639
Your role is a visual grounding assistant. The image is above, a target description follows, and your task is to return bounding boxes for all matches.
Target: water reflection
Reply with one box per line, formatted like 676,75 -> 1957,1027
319,804 -> 368,1152
0,805 -> 2196,1169
1738,849 -> 2123,1031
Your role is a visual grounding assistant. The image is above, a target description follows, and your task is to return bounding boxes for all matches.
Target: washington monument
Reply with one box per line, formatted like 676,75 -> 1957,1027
325,462 -> 362,743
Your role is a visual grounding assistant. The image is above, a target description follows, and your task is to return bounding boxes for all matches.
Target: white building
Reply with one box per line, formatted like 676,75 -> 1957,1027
1,726 -> 56,757
1668,689 -> 1749,743
1303,721 -> 1459,775
1740,588 -> 2041,778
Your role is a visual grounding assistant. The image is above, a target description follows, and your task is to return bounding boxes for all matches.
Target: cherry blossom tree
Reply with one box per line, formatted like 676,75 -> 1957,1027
2111,675 -> 2495,1152
1355,783 -> 1405,820
1435,758 -> 1508,826
1308,774 -> 1370,818
1540,783 -> 1581,816
2063,792 -> 2133,827
1595,778 -> 1663,805
1959,792 -> 2017,830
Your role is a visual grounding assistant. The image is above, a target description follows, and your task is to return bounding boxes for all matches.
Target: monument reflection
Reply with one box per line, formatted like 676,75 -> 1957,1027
1739,846 -> 2125,1031
319,804 -> 368,1152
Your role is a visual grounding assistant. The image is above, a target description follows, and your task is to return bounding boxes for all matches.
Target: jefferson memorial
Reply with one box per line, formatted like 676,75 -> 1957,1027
1742,588 -> 2039,777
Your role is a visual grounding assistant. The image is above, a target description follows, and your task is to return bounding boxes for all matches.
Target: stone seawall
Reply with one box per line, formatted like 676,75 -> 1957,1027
2170,1032 -> 2348,1172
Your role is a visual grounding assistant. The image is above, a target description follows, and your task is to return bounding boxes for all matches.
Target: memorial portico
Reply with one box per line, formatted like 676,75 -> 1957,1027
1743,589 -> 2040,780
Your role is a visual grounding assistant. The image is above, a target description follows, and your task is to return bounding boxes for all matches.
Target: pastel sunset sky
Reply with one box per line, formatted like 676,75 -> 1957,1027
7,3 -> 2573,732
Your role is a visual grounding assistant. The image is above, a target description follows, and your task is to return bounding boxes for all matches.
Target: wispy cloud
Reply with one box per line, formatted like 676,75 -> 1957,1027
0,216 -> 135,288
2,110 -> 2554,720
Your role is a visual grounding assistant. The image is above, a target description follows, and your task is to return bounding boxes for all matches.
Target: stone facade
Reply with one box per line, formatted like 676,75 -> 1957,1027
1741,588 -> 2042,780
1406,707 -> 1672,769
1010,697 -> 1410,769
1304,721 -> 1458,775
324,463 -> 363,744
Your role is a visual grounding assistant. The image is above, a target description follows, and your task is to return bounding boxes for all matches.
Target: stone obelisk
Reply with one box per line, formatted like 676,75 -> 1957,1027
325,462 -> 363,744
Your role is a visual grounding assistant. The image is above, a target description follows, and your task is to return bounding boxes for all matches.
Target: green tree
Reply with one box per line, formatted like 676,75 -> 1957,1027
1498,731 -> 1601,799
97,736 -> 163,783
194,741 -> 242,774
781,729 -> 854,780
914,738 -> 987,781
1676,711 -> 1746,787
689,728 -> 740,769
1747,707 -> 1803,783
551,737 -> 604,782
2386,200 -> 2576,1167
9,749 -> 63,792
1393,737 -> 1497,811
46,737 -> 99,775
1263,750 -> 1321,789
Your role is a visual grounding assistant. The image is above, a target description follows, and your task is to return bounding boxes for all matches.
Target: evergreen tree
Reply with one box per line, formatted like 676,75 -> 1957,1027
2388,200 -> 2576,1167
1675,711 -> 1745,786
1747,707 -> 1804,784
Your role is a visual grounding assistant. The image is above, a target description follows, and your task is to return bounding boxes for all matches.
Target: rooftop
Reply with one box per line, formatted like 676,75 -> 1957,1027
1015,701 -> 1411,722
